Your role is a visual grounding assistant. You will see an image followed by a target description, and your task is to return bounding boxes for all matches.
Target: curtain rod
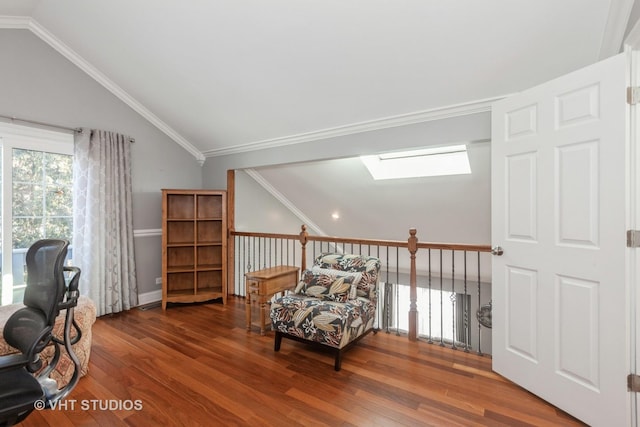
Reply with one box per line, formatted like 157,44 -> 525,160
0,114 -> 81,133
0,114 -> 135,142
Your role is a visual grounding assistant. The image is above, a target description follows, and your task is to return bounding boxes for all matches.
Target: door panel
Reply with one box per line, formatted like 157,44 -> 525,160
556,141 -> 599,247
505,266 -> 538,361
555,274 -> 599,390
507,153 -> 537,241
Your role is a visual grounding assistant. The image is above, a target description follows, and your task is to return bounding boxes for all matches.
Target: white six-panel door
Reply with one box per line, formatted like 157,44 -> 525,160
491,53 -> 631,426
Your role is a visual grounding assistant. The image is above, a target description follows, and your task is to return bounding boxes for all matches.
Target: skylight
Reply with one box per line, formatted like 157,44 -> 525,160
360,145 -> 471,180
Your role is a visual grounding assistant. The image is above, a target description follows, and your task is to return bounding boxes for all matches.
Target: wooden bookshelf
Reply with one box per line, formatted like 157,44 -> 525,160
161,189 -> 227,310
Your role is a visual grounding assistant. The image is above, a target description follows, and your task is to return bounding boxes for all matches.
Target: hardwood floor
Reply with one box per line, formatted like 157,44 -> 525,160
20,296 -> 585,426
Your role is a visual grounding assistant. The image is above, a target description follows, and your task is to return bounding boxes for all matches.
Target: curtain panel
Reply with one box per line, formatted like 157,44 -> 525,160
73,129 -> 138,316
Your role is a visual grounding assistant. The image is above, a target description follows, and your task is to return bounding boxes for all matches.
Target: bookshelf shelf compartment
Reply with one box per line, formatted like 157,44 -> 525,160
197,221 -> 223,243
167,194 -> 195,219
167,221 -> 195,245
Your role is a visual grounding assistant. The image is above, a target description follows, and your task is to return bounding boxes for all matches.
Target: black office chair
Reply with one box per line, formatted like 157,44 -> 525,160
0,239 -> 82,426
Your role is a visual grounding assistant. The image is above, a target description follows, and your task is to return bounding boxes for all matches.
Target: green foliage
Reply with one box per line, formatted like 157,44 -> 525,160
11,149 -> 73,249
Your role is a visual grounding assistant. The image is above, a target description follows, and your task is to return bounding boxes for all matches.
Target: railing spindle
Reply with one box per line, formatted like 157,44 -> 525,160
463,251 -> 470,352
395,248 -> 400,336
451,250 -> 457,350
384,246 -> 390,333
427,249 -> 433,344
477,251 -> 482,355
438,249 -> 443,346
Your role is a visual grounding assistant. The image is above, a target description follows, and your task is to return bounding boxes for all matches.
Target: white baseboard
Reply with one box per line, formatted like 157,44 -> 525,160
137,289 -> 162,306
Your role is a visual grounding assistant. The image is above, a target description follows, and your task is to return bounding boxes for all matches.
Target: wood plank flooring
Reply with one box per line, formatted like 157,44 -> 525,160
19,296 -> 585,426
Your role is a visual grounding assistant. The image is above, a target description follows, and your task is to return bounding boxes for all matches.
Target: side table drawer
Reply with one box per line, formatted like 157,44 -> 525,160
246,279 -> 260,294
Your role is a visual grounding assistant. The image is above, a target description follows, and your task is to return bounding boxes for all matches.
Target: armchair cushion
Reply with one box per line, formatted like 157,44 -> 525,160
313,253 -> 381,301
295,268 -> 360,303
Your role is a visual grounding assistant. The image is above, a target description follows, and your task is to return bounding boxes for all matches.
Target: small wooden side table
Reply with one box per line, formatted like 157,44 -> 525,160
245,265 -> 299,335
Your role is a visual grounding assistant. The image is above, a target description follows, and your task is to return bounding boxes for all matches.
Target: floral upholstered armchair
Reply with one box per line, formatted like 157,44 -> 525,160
270,253 -> 381,370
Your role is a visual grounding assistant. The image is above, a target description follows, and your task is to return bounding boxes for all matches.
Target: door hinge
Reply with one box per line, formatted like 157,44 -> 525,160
628,87 -> 640,105
629,374 -> 640,392
627,230 -> 640,247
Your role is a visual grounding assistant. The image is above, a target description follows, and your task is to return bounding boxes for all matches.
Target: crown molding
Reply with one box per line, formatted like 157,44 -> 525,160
0,15 -> 206,164
0,15 -> 29,28
244,169 -> 326,237
599,0 -> 635,58
203,96 -> 501,158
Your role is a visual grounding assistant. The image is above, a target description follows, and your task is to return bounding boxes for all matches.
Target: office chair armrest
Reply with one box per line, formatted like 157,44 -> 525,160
63,266 -> 81,292
0,353 -> 29,372
59,266 -> 81,310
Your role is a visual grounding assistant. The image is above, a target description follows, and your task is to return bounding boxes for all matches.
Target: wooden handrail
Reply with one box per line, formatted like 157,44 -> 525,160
230,229 -> 406,248
231,230 -> 299,240
415,242 -> 491,252
230,227 -> 490,253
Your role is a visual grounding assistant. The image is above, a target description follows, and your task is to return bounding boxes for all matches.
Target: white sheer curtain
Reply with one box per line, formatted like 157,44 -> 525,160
73,129 -> 138,316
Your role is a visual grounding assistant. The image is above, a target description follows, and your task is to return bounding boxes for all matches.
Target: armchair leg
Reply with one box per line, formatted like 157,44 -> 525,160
274,331 -> 282,352
334,351 -> 342,371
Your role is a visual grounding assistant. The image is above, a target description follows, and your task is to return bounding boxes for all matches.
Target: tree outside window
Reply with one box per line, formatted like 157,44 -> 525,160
12,149 -> 73,249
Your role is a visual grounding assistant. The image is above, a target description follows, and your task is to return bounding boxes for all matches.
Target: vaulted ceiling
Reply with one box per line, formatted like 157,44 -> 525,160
1,0 -> 636,160
1,0 -> 638,243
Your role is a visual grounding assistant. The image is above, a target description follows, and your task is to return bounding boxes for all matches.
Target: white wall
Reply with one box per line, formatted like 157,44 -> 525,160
234,170 -> 303,234
0,29 -> 203,298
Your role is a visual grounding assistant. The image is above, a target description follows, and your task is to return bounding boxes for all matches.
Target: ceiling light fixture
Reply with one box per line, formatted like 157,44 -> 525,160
360,144 -> 471,180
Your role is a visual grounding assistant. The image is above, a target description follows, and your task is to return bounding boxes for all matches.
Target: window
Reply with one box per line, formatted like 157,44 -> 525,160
0,123 -> 74,305
360,144 -> 472,180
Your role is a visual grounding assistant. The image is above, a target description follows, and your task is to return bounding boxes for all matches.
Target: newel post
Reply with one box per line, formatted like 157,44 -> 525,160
408,228 -> 419,341
299,224 -> 309,271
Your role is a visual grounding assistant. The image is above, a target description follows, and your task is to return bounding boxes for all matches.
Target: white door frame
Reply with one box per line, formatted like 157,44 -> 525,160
624,21 -> 640,426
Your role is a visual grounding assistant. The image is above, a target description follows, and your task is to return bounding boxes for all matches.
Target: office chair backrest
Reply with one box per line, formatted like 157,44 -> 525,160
23,239 -> 69,325
2,239 -> 69,359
